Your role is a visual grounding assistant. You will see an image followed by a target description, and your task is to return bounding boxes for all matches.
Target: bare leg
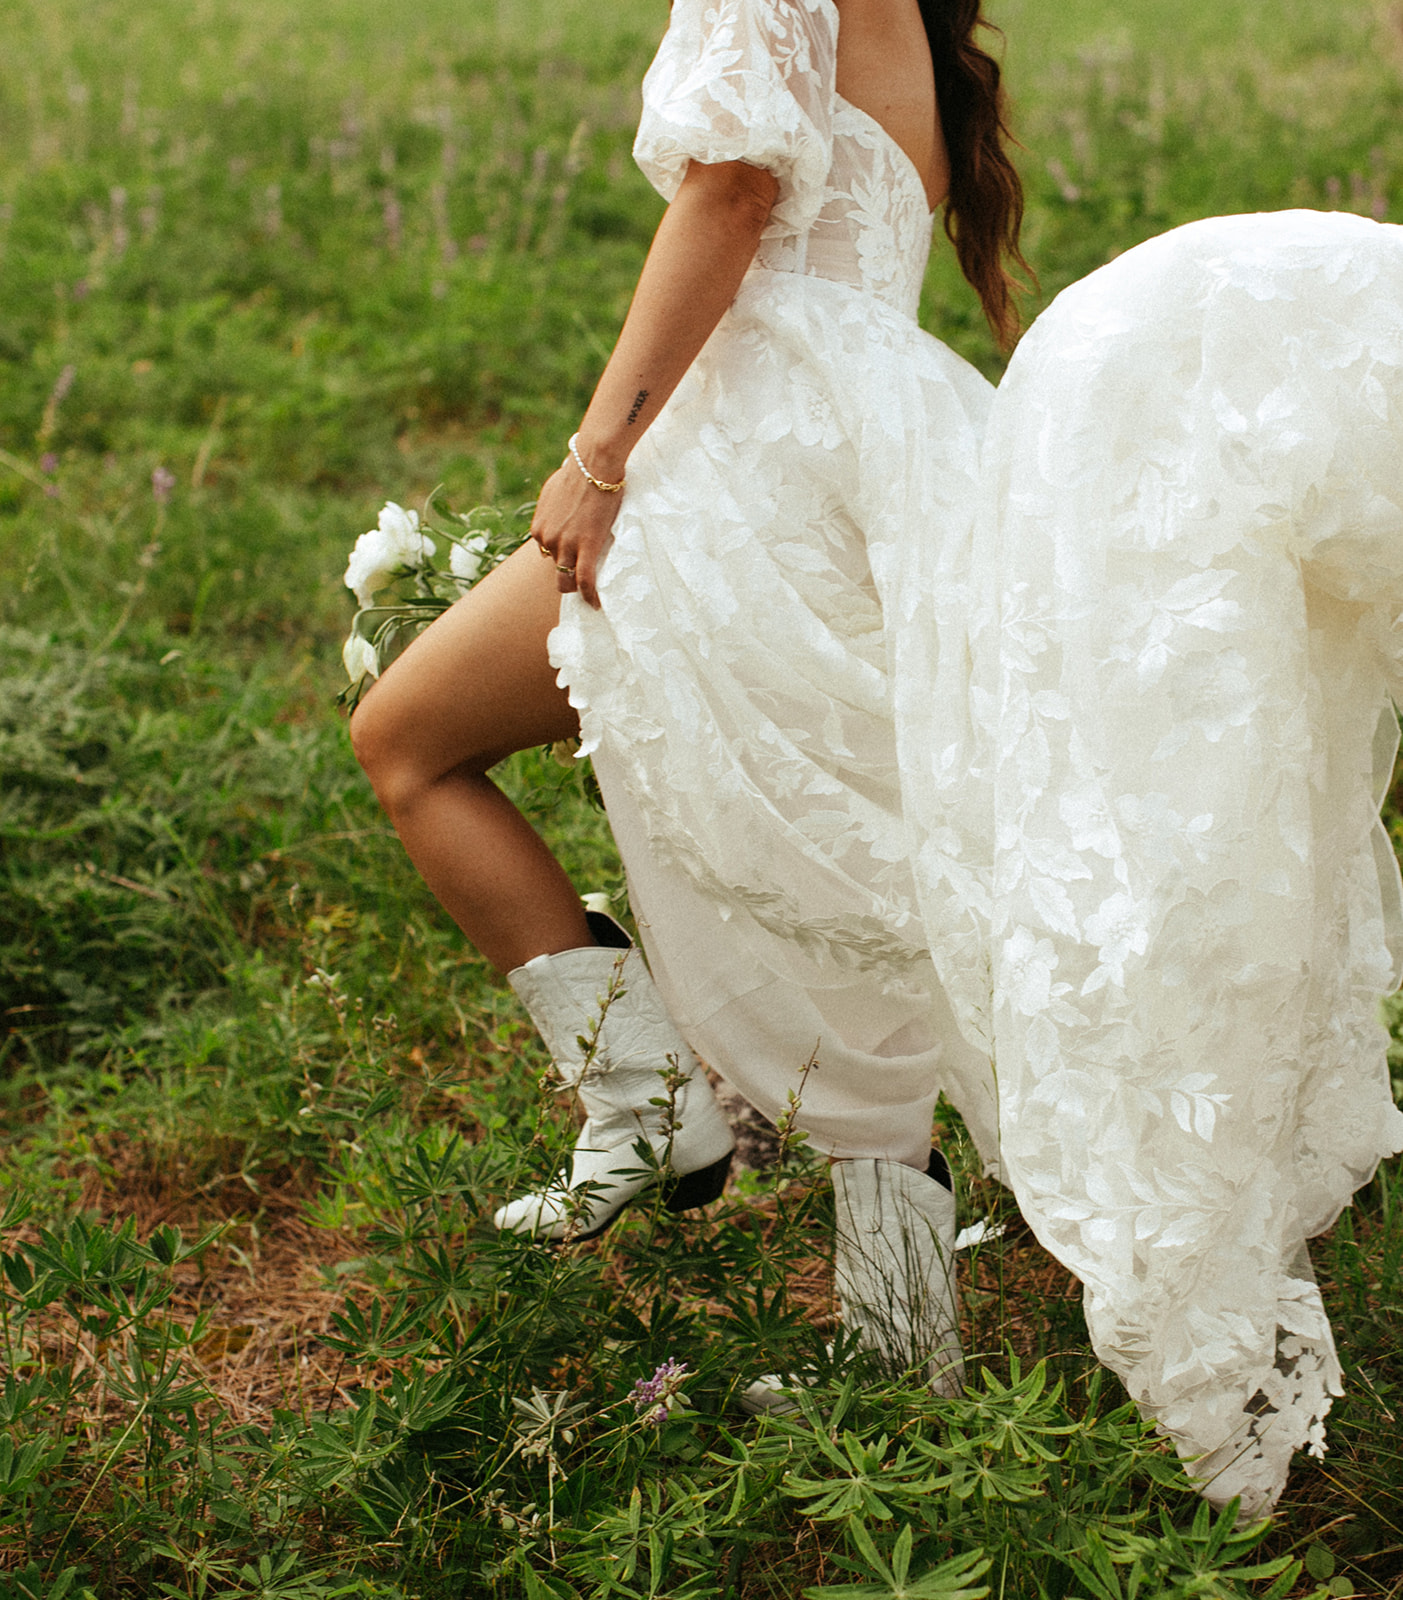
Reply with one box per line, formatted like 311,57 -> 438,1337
349,539 -> 594,973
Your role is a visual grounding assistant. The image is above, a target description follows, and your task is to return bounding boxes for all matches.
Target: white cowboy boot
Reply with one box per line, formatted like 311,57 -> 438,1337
831,1153 -> 964,1396
493,915 -> 734,1243
738,1151 -> 963,1414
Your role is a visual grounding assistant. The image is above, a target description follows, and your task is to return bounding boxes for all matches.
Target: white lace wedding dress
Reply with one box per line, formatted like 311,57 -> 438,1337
548,0 -> 1403,1517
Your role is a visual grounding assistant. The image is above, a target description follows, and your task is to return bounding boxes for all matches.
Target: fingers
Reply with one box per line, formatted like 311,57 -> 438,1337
552,535 -> 606,607
530,518 -> 556,564
529,522 -> 569,590
529,466 -> 571,574
553,551 -> 598,608
528,465 -> 565,564
530,529 -> 582,601
574,544 -> 600,609
530,463 -> 612,610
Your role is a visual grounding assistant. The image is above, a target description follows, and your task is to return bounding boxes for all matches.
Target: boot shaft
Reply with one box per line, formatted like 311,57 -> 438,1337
832,1157 -> 963,1393
509,944 -> 696,1090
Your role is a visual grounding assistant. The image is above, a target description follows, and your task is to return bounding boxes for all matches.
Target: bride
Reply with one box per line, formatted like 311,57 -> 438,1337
348,0 -> 1403,1520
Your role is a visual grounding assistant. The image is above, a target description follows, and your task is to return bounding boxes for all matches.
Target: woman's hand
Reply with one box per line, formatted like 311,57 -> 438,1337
530,456 -> 624,610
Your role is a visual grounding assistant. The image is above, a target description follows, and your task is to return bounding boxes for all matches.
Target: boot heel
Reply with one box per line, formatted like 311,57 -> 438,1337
661,1151 -> 732,1214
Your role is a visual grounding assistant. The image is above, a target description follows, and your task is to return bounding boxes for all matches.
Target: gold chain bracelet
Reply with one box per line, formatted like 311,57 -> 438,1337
567,433 -> 626,494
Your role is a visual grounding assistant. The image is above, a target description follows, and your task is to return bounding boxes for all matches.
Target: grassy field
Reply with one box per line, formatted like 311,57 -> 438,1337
1,0 -> 1401,1595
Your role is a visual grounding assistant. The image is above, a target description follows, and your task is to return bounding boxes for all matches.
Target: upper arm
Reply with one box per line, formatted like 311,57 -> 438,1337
677,158 -> 781,230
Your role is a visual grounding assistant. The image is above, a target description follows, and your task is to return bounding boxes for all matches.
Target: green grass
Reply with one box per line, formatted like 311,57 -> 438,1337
1,0 -> 1402,1595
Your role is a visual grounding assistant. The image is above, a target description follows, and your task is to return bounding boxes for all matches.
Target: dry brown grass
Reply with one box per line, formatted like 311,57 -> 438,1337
16,1153 -> 375,1430
17,1127 -> 1398,1598
50,1130 -> 1091,1438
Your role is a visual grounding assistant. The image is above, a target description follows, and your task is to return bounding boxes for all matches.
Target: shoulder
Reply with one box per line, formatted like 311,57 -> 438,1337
647,0 -> 837,98
671,0 -> 836,47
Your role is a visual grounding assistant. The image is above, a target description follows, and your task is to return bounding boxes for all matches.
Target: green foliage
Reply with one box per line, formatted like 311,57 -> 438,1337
1,1092 -> 1353,1597
1061,1500 -> 1333,1600
0,0 -> 1401,1594
805,1525 -> 991,1599
0,907 -> 1395,1587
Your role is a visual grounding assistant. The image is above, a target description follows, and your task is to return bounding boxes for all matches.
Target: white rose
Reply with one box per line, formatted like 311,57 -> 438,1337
377,500 -> 432,557
343,502 -> 436,607
449,533 -> 490,584
343,528 -> 394,607
342,632 -> 380,683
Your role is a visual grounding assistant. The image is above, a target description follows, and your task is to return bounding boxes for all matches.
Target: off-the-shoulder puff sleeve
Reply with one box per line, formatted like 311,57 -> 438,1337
634,0 -> 836,239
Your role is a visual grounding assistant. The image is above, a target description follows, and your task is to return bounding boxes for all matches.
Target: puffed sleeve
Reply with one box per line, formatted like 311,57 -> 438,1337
634,0 -> 836,239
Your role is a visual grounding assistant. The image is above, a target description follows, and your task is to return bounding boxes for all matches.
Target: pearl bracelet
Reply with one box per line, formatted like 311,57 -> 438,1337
568,433 -> 626,494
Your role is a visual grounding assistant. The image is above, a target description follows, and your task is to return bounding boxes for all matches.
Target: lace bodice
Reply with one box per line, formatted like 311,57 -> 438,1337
756,98 -> 934,317
635,0 -> 933,319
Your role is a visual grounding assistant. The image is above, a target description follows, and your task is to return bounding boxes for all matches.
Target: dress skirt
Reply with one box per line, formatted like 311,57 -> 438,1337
550,209 -> 1403,1513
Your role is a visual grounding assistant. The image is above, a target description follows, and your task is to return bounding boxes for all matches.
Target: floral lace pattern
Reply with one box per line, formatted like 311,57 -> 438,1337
757,97 -> 935,317
555,0 -> 1403,1516
635,0 -> 837,242
636,0 -> 933,318
960,212 -> 1403,1511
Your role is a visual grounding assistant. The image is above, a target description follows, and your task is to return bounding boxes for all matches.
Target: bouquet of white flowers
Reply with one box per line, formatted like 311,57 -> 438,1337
337,494 -> 534,710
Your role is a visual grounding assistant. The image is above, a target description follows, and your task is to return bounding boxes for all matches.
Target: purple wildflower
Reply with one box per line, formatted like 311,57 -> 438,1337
629,1358 -> 689,1426
40,453 -> 57,475
151,466 -> 176,503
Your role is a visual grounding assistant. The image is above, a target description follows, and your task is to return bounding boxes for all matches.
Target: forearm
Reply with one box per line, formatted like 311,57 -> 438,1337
573,160 -> 778,479
530,160 -> 775,607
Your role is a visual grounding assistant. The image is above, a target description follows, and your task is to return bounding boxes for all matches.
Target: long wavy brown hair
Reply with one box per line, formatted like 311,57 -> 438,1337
916,0 -> 1031,348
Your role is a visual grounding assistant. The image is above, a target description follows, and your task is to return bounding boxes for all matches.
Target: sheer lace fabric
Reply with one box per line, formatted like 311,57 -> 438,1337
967,213 -> 1403,1512
550,0 -> 1403,1517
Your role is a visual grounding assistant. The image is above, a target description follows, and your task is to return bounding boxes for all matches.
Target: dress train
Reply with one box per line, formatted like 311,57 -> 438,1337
960,210 -> 1403,1511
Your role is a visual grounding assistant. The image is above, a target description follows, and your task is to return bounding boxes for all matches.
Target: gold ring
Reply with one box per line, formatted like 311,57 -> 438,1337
555,563 -> 576,576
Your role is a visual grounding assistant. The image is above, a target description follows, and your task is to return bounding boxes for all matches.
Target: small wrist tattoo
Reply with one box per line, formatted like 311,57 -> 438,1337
625,388 -> 649,426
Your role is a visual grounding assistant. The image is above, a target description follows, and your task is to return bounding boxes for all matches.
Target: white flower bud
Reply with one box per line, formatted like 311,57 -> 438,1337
342,632 -> 380,683
449,533 -> 490,583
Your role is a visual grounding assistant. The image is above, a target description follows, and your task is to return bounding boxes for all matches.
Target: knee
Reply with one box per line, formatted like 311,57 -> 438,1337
349,685 -> 492,820
348,688 -> 416,816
